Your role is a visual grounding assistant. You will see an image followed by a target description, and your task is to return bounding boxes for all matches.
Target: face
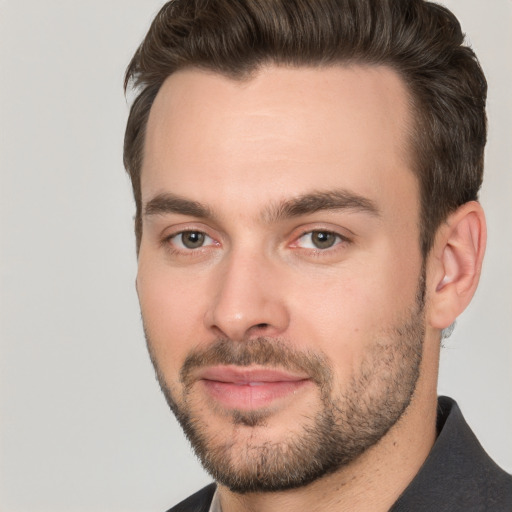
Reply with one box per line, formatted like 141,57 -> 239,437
137,65 -> 426,492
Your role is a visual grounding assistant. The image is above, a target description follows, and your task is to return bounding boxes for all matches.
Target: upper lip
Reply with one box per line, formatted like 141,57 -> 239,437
196,365 -> 310,384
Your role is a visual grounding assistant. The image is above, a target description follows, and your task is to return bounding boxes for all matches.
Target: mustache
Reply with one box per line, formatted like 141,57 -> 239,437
180,337 -> 332,389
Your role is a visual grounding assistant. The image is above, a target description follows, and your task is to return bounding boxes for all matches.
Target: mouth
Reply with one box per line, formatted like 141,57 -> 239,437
195,365 -> 311,411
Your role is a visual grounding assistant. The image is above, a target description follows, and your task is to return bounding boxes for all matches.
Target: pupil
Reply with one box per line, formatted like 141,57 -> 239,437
312,231 -> 335,249
183,232 -> 205,248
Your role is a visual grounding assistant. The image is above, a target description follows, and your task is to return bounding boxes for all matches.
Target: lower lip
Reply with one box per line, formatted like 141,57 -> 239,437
201,379 -> 310,410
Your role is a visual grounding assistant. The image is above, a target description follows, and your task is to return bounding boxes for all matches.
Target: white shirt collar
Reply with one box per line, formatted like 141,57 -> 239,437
208,488 -> 222,512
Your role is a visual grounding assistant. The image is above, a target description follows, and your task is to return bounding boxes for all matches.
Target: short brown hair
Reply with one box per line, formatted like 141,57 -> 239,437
124,0 -> 487,256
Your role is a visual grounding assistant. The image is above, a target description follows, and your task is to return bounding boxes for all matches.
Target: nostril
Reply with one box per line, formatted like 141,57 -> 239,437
255,323 -> 269,330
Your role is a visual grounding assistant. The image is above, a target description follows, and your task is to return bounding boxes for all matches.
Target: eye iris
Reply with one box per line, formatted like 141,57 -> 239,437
312,231 -> 336,249
182,232 -> 205,249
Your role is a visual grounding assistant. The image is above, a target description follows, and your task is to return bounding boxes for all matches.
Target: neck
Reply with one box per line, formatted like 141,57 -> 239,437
217,346 -> 439,512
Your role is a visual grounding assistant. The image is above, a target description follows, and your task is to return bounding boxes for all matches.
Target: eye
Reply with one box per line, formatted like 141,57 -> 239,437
171,231 -> 214,250
295,230 -> 344,250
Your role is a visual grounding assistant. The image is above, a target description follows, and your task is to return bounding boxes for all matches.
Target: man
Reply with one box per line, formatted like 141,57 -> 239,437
123,0 -> 512,510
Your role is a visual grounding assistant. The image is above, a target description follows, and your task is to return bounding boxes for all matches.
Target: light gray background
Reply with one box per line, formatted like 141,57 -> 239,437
0,1 -> 510,511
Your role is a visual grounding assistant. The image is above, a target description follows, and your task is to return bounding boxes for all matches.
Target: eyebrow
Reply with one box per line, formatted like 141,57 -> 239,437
143,189 -> 380,222
264,189 -> 380,222
144,193 -> 214,219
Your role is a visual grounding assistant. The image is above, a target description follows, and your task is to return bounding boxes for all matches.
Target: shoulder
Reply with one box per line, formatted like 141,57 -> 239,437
165,483 -> 217,512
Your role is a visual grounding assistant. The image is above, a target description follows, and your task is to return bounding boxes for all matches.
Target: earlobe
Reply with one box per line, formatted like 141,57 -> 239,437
428,201 -> 486,330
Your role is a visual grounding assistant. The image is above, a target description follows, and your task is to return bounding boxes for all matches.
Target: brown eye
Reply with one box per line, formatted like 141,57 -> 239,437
310,231 -> 338,249
179,231 -> 206,249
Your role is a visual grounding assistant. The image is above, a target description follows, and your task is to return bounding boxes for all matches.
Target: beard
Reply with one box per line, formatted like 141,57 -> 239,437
144,274 -> 426,493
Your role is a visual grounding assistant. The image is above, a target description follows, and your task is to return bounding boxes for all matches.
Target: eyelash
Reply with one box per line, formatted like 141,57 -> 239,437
162,230 -> 218,256
292,230 -> 351,253
161,228 -> 351,257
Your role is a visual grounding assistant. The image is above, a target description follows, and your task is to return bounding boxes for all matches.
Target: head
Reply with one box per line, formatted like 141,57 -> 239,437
124,0 -> 487,494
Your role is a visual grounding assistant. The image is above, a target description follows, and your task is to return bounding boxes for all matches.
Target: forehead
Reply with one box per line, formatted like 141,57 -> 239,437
142,64 -> 417,221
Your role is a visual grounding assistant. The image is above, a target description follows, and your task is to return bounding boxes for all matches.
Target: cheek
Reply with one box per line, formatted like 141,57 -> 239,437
287,252 -> 421,378
136,262 -> 210,377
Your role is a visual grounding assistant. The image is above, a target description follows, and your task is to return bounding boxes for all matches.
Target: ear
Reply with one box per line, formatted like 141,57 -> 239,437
427,201 -> 487,330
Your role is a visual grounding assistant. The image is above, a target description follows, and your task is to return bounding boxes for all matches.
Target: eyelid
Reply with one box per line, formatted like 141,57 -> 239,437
289,224 -> 353,247
161,225 -> 221,253
293,230 -> 348,250
171,231 -> 216,250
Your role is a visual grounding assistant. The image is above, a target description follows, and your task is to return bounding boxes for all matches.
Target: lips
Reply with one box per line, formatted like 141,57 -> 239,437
196,365 -> 311,410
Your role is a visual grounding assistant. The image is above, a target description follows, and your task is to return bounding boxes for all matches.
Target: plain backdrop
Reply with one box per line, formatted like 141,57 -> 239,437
0,1 -> 511,511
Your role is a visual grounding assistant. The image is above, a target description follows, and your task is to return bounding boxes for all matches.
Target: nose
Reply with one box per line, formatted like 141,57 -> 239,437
204,249 -> 290,341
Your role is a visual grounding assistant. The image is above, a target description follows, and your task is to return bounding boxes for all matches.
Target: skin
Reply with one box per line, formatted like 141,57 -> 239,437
136,65 -> 486,512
